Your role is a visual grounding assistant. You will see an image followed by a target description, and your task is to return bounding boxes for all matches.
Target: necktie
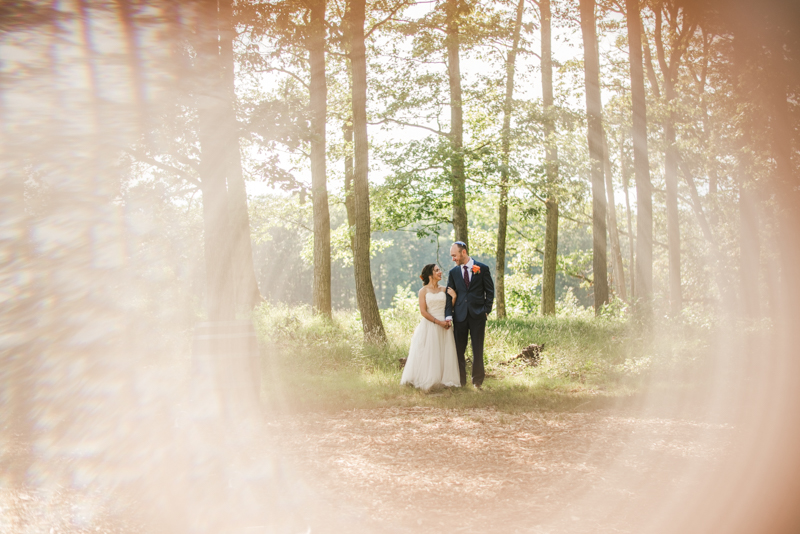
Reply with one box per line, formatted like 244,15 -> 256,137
463,265 -> 470,289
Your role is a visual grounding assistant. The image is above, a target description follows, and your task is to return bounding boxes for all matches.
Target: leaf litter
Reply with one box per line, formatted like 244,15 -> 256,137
265,407 -> 733,534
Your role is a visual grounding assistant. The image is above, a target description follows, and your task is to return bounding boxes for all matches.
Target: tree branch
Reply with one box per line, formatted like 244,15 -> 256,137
365,0 -> 414,40
370,117 -> 449,137
125,149 -> 200,186
253,67 -> 310,90
641,21 -> 662,99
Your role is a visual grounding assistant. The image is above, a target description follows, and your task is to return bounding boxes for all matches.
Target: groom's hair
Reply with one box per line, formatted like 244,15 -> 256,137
453,241 -> 468,254
420,264 -> 436,285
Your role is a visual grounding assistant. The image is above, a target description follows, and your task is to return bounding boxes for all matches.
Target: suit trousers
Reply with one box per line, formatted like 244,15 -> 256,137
453,313 -> 486,386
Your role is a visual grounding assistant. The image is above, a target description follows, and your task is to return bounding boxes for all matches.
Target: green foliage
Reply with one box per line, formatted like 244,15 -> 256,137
252,298 -> 712,413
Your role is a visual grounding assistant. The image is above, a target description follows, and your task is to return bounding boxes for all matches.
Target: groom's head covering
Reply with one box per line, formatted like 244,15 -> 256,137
453,241 -> 468,254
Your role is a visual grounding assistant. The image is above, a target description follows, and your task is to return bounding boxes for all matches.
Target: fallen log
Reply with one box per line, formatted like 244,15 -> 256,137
501,343 -> 545,367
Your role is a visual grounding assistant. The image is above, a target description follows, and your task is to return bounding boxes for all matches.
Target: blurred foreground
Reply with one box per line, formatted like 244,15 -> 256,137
2,1 -> 800,533
4,303 -> 799,533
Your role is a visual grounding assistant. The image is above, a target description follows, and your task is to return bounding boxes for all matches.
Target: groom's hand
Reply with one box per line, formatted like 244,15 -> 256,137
444,319 -> 452,329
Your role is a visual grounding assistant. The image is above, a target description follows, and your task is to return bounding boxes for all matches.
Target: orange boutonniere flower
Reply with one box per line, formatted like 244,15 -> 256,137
471,265 -> 480,274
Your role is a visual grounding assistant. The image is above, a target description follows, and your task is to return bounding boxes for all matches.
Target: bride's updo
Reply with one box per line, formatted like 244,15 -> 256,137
420,264 -> 436,285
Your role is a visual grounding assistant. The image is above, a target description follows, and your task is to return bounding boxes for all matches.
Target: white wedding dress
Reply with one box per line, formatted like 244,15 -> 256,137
400,291 -> 461,390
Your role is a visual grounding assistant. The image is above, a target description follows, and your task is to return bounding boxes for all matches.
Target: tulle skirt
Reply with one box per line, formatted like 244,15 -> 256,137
400,319 -> 461,390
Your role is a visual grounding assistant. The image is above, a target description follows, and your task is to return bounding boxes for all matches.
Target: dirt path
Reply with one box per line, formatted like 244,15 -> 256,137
267,407 -> 733,534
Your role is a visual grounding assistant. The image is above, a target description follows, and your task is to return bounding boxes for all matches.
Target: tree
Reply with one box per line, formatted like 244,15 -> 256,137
495,0 -> 525,319
220,0 -> 262,314
346,0 -> 386,341
625,0 -> 653,312
618,128 -> 636,299
603,132 -> 627,301
540,0 -> 559,316
242,0 -> 334,316
197,0 -> 236,321
653,0 -> 695,315
308,0 -> 332,317
731,27 -> 761,319
579,0 -> 609,314
445,0 -> 469,246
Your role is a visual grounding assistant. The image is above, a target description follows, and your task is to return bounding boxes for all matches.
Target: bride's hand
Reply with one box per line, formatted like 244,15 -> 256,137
446,287 -> 457,301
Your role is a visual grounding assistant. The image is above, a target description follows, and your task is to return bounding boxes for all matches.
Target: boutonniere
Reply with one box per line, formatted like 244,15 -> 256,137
471,265 -> 480,274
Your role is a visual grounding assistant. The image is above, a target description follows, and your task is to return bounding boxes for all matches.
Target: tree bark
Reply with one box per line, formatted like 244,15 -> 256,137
541,0 -> 559,316
347,0 -> 386,341
768,31 -> 799,331
0,68 -> 34,491
603,132 -> 627,301
115,0 -> 147,132
733,30 -> 761,319
445,0 -> 468,246
495,0 -> 524,319
343,120 -> 356,254
654,3 -> 689,316
579,0 -> 609,315
197,0 -> 235,321
219,0 -> 262,314
620,130 -> 635,299
625,0 -> 654,312
678,159 -> 735,308
309,0 -> 332,317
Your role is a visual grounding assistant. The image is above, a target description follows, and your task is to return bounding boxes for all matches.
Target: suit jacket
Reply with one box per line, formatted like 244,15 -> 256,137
445,261 -> 495,322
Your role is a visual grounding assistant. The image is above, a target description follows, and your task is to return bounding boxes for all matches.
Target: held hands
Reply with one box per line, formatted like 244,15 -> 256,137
435,318 -> 452,330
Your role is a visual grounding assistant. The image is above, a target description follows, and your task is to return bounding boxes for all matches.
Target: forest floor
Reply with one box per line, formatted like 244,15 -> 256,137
2,308 -> 745,533
251,307 -> 740,533
266,400 -> 734,534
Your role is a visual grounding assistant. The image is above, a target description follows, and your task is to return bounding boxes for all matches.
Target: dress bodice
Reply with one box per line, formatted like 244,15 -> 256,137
425,290 -> 447,320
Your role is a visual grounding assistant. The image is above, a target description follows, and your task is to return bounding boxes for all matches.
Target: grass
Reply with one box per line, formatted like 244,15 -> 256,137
253,301 -> 713,414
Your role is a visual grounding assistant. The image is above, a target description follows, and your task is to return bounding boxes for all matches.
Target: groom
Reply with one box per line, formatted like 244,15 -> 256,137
444,241 -> 495,388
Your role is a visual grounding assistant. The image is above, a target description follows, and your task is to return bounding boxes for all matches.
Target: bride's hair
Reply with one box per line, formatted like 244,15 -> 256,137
420,264 -> 436,285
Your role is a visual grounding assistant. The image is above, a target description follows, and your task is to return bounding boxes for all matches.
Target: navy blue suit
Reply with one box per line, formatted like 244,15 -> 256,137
444,261 -> 495,386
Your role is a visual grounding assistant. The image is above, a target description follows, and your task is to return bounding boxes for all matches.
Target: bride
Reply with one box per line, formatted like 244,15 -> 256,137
400,264 -> 461,390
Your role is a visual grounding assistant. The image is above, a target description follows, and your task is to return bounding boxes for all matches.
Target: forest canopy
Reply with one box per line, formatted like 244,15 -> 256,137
1,0 -> 798,330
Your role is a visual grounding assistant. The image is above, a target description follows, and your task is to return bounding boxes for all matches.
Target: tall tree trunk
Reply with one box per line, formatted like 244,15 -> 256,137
445,0 -> 468,245
678,159 -> 735,308
541,0 -> 559,316
115,0 -> 148,132
620,130 -> 635,299
769,32 -> 799,332
579,0 -> 609,314
733,30 -> 761,319
696,30 -> 718,224
343,120 -> 356,254
347,0 -> 386,341
654,5 -> 686,316
197,0 -> 235,321
309,0 -> 332,317
625,0 -> 654,312
664,115 -> 681,314
219,0 -> 261,314
495,0 -> 524,319
76,0 -> 102,134
603,133 -> 627,301
0,62 -> 34,491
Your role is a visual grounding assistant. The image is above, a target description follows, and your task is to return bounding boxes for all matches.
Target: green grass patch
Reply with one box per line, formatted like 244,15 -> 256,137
253,303 -> 712,414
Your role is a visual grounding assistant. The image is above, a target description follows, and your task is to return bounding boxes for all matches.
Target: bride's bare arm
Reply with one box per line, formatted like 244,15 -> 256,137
418,289 -> 445,326
447,287 -> 457,302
